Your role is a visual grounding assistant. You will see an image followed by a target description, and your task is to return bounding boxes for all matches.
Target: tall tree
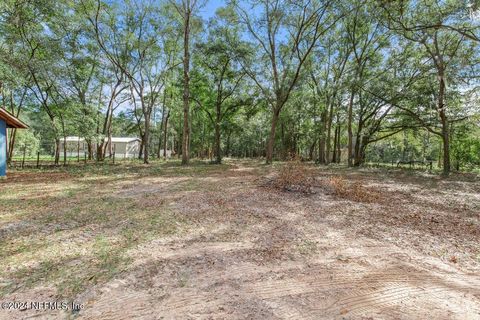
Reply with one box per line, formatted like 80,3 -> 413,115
379,0 -> 480,175
83,0 -> 179,163
234,0 -> 340,163
169,0 -> 205,165
8,0 -> 72,164
309,28 -> 351,164
192,8 -> 249,163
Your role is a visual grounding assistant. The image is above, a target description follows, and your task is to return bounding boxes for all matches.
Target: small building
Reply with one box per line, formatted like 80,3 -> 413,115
0,108 -> 28,177
59,136 -> 144,158
109,137 -> 142,158
158,149 -> 173,158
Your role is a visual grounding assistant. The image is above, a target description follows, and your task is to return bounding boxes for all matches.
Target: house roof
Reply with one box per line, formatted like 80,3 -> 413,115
64,136 -> 84,141
0,108 -> 28,129
110,137 -> 141,143
63,136 -> 140,143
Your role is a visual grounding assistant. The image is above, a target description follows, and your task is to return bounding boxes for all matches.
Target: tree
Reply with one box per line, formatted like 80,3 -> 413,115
191,8 -> 248,163
233,0 -> 341,164
169,0 -> 205,165
8,0 -> 72,164
83,0 -> 180,163
309,25 -> 351,164
379,0 -> 480,175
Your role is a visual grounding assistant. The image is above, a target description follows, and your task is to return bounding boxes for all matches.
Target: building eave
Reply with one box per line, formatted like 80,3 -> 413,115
0,108 -> 28,129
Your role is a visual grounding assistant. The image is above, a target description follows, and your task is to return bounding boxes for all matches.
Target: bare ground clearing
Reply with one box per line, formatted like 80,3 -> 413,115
0,160 -> 479,319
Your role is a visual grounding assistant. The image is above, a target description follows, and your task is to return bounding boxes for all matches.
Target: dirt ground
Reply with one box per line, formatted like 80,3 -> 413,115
0,160 -> 479,319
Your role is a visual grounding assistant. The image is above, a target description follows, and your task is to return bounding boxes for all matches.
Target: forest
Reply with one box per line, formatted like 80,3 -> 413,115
1,1 -> 480,319
1,0 -> 479,175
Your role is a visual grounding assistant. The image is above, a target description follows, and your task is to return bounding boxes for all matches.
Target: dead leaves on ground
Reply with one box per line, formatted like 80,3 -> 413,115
267,162 -> 381,203
272,160 -> 315,194
328,176 -> 381,203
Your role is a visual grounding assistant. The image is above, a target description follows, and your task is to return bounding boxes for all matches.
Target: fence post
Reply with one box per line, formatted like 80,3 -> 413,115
77,140 -> 80,162
84,151 -> 87,164
37,152 -> 40,168
113,144 -> 116,164
22,145 -> 27,169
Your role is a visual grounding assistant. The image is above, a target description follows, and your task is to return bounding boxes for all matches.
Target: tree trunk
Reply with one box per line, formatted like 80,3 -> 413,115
157,90 -> 167,158
353,131 -> 362,166
438,72 -> 450,176
97,142 -> 105,161
318,108 -> 327,164
54,138 -> 60,165
181,6 -> 191,166
318,136 -> 325,164
266,108 -> 280,164
325,102 -> 334,164
7,128 -> 17,164
354,136 -> 368,166
359,143 -> 367,166
336,125 -> 341,163
280,122 -> 286,159
163,110 -> 170,160
214,113 -> 221,164
138,136 -> 144,160
143,113 -> 150,164
347,90 -> 354,167
59,114 -> 67,166
225,131 -> 231,157
63,136 -> 67,166
6,88 -> 27,163
107,135 -> 112,158
402,131 -> 408,160
106,113 -> 113,158
97,113 -> 113,160
97,145 -> 103,161
332,124 -> 338,164
86,141 -> 93,160
309,140 -> 316,161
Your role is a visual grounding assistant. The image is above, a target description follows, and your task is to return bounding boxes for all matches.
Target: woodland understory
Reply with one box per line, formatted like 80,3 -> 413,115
1,0 -> 480,176
0,160 -> 479,319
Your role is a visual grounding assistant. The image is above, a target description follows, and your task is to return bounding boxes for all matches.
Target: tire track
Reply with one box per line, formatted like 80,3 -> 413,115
244,271 -> 480,319
326,285 -> 447,316
246,274 -> 479,300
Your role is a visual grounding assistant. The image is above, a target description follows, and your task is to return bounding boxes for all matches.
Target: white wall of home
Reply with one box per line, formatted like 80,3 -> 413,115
59,138 -> 173,159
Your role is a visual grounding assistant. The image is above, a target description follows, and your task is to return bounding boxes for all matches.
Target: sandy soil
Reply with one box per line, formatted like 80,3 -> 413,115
0,161 -> 479,319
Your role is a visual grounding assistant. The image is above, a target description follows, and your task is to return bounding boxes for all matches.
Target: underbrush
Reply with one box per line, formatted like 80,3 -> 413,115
328,175 -> 380,203
273,158 -> 314,194
271,160 -> 382,200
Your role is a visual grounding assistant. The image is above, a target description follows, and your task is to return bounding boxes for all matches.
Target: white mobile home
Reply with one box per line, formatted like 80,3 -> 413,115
59,136 -> 142,158
109,137 -> 141,158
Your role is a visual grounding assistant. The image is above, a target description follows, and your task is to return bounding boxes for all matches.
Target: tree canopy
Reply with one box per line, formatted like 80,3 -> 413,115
1,0 -> 479,175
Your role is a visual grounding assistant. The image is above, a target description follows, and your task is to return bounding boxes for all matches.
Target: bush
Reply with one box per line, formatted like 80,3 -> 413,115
274,157 -> 314,194
328,175 -> 379,203
11,130 -> 40,158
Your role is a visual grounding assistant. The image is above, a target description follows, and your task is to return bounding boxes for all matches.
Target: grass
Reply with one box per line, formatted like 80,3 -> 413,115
1,158 -> 477,302
297,239 -> 319,255
0,160 -> 205,299
363,160 -> 480,175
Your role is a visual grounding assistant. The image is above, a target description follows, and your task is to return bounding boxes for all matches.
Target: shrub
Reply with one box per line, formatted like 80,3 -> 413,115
274,157 -> 314,194
328,175 -> 379,203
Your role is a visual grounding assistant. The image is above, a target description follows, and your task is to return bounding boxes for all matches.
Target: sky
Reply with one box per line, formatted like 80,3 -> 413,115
199,0 -> 225,20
